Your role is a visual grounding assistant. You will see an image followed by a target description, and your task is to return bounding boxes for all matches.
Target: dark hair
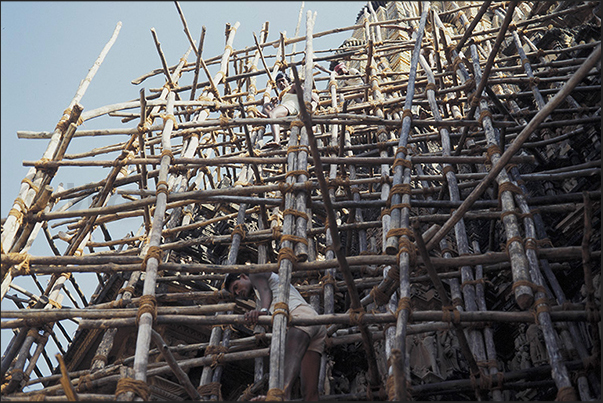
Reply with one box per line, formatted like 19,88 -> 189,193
275,72 -> 289,82
329,60 -> 341,71
222,273 -> 241,291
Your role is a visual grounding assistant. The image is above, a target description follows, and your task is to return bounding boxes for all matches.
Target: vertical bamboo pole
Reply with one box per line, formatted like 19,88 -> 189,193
90,271 -> 141,373
291,11 -> 382,394
290,2 -> 305,66
464,24 -> 533,311
508,167 -> 601,394
472,240 -> 504,401
422,28 -> 491,393
266,124 -> 300,397
509,179 -> 578,398
128,91 -> 176,393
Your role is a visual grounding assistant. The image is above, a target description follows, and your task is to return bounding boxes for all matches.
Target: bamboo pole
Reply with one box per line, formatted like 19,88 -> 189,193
1,3 -> 600,402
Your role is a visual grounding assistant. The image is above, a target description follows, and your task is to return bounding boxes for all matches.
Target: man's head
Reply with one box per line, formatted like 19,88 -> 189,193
223,273 -> 252,298
331,62 -> 348,75
275,72 -> 290,90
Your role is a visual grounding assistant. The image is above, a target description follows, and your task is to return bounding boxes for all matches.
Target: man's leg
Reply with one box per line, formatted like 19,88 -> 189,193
268,105 -> 289,145
300,350 -> 321,401
283,327 -> 311,399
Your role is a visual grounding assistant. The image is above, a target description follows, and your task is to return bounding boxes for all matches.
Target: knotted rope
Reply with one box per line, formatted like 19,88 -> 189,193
115,377 -> 150,401
136,294 -> 157,326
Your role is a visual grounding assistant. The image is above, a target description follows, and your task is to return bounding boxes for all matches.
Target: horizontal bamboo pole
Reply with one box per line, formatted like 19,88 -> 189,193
72,309 -> 592,330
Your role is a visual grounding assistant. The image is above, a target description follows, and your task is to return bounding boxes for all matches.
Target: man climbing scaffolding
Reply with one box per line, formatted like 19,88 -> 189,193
224,271 -> 326,400
258,71 -> 319,148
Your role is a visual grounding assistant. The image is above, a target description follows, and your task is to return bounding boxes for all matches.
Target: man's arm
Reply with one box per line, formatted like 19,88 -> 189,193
242,272 -> 272,326
249,272 -> 272,310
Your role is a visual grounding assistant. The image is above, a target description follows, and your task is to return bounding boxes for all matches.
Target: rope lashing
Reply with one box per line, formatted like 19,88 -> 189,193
285,169 -> 309,179
386,226 -> 414,241
280,233 -> 309,247
197,382 -> 223,399
478,109 -> 493,125
91,353 -> 108,365
277,247 -> 297,268
505,235 -> 525,253
320,273 -> 337,290
387,266 -> 400,283
155,180 -> 169,196
348,307 -> 366,326
55,108 -> 84,132
441,305 -> 461,325
286,144 -> 309,155
21,177 -> 39,193
282,209 -> 309,222
141,246 -> 164,271
395,297 -> 412,318
2,252 -> 31,279
369,285 -> 390,306
115,377 -> 150,401
556,386 -> 578,401
425,82 -> 438,94
277,182 -> 295,196
136,294 -> 157,325
531,297 -> 552,324
272,302 -> 291,324
271,226 -> 282,241
265,388 -> 285,401
160,113 -> 178,129
498,181 -> 524,205
219,114 -> 230,127
386,183 -> 412,207
500,209 -> 520,220
160,148 -> 174,163
231,223 -> 247,241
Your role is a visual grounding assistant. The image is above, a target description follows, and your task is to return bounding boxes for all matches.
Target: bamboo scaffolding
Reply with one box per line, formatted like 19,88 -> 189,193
2,2 -> 600,402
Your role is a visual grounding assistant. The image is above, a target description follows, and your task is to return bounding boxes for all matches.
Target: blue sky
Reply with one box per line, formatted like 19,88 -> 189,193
1,1 -> 367,247
1,0 -> 368,383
